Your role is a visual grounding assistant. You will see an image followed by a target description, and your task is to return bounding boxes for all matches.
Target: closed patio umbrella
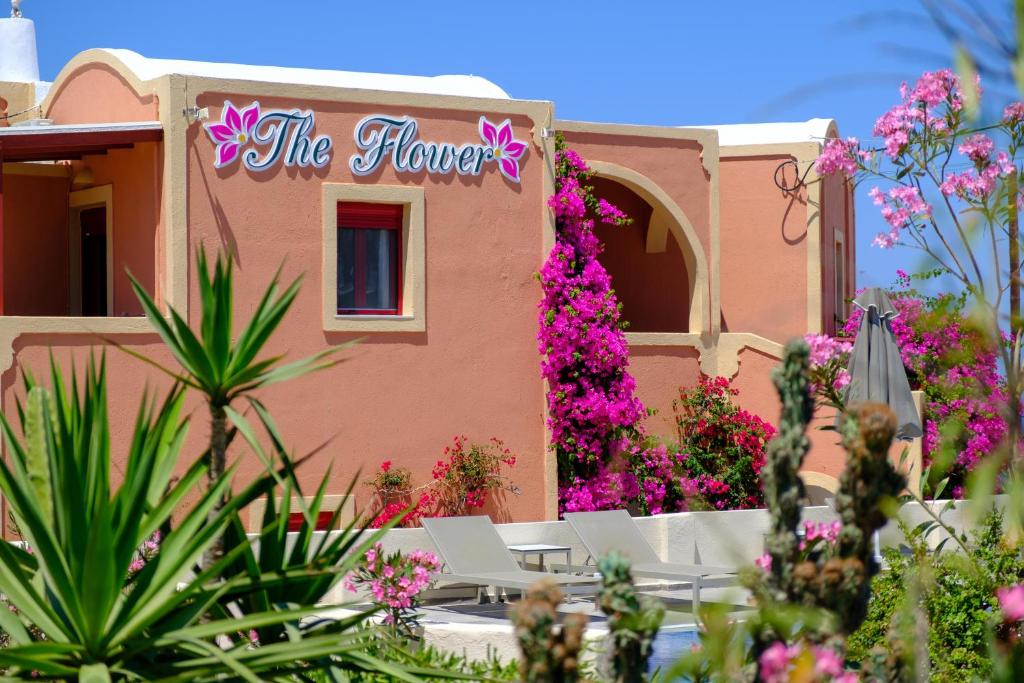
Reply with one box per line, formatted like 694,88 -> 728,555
841,287 -> 923,440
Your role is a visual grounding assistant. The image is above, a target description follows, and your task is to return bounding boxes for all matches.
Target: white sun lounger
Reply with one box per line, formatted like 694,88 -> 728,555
421,516 -> 600,601
563,510 -> 737,613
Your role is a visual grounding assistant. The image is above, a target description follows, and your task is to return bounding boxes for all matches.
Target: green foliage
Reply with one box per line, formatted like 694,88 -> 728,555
122,248 -> 352,567
304,640 -> 520,682
126,248 -> 340,408
0,251 -> 455,681
0,356 -> 387,679
674,342 -> 900,681
849,511 -> 1024,682
760,340 -> 815,603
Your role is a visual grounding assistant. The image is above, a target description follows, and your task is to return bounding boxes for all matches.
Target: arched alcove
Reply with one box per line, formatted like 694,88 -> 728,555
592,177 -> 692,332
587,161 -> 709,335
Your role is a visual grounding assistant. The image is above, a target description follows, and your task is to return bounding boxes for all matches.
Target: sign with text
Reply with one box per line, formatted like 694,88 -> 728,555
203,101 -> 526,183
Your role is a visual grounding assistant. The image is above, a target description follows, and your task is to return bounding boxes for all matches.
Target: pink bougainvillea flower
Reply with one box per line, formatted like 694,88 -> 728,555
479,116 -> 527,182
204,100 -> 260,168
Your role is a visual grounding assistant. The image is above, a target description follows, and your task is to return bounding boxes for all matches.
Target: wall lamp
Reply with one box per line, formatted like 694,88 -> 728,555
182,106 -> 209,124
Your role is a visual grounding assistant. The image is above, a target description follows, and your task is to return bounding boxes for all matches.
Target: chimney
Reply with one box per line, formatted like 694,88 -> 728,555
0,2 -> 40,84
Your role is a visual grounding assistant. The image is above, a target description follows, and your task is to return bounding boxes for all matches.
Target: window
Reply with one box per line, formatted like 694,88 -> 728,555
336,202 -> 402,315
321,183 -> 424,333
834,229 -> 846,324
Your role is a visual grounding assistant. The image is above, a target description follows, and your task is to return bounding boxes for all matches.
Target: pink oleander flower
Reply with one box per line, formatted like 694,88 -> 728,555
815,137 -> 859,177
479,117 -> 527,182
760,640 -> 855,682
997,585 -> 1024,621
759,641 -> 794,683
868,185 -> 931,248
1003,102 -> 1024,124
814,646 -> 845,677
204,100 -> 260,168
754,553 -> 772,572
958,133 -> 994,164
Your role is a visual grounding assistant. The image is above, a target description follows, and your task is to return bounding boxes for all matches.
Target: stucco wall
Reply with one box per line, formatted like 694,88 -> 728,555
718,155 -> 809,341
184,94 -> 549,521
0,53 -> 857,524
44,63 -> 158,124
559,130 -> 713,294
2,172 -> 70,315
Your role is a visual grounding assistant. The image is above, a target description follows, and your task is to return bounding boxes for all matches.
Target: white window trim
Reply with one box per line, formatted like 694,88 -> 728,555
322,183 -> 425,332
68,184 -> 114,316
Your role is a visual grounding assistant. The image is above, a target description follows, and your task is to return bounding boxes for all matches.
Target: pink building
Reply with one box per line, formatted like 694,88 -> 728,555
0,23 -> 854,524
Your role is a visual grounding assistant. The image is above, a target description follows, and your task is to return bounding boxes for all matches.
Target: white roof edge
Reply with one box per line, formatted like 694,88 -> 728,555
689,118 -> 837,146
0,120 -> 162,135
96,49 -> 512,100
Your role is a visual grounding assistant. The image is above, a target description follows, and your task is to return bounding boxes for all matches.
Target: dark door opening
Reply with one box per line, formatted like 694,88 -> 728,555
79,206 -> 107,316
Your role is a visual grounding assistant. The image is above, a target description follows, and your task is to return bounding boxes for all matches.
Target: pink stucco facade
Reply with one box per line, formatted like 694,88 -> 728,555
0,50 -> 857,523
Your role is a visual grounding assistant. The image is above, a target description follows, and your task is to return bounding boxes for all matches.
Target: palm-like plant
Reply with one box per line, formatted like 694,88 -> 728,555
0,250 -> 471,680
123,249 -> 347,567
0,356 -> 415,680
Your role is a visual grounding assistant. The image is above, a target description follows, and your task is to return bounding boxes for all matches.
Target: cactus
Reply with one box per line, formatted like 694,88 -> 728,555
597,552 -> 665,683
510,579 -> 587,683
831,401 -> 905,634
760,340 -> 815,602
749,342 -> 905,683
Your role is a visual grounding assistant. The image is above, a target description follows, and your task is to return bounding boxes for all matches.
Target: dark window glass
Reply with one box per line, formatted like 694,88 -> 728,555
336,202 -> 402,314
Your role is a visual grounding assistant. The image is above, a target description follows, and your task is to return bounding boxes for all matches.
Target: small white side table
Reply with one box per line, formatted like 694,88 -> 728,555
507,543 -> 572,572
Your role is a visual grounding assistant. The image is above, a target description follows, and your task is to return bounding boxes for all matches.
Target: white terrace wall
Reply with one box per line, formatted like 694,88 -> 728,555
311,498 -> 995,605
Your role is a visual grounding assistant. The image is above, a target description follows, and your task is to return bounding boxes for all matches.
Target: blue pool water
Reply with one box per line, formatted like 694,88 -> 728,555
647,628 -> 699,680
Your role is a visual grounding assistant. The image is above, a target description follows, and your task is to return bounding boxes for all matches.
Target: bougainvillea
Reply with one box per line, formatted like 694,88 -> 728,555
803,270 -> 1005,497
538,139 -> 780,515
431,435 -> 519,515
538,136 -> 679,515
364,436 -> 518,526
840,279 -> 1005,496
539,142 -> 641,466
672,376 -> 776,510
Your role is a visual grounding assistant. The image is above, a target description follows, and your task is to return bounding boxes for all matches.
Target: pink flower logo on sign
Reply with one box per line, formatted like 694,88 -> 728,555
479,117 -> 527,182
204,100 -> 260,168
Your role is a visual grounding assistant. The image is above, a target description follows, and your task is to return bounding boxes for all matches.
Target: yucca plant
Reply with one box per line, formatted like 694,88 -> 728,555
0,355 -> 436,681
121,248 -> 348,567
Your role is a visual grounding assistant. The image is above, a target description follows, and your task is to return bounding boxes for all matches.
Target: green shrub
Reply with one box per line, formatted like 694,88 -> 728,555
303,641 -> 519,682
848,511 -> 1024,681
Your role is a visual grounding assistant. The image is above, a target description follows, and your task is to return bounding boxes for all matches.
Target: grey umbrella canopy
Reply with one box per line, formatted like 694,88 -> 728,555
841,287 -> 923,440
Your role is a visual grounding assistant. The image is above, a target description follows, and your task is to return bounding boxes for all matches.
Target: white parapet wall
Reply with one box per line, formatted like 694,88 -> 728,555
301,498 -> 997,605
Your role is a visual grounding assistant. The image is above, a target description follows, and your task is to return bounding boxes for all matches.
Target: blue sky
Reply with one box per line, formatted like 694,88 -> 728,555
25,0 -> 1014,289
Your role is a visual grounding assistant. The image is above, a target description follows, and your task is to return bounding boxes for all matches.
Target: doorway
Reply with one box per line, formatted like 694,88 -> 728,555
69,186 -> 113,316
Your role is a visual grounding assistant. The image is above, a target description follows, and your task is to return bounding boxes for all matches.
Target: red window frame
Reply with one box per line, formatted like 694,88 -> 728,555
336,202 -> 403,315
